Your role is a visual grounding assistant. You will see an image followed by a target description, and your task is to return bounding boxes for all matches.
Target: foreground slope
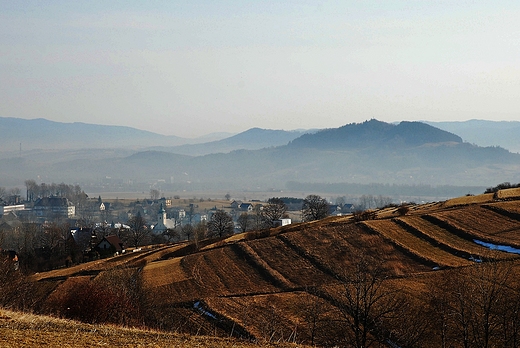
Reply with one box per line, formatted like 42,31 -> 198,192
0,310 -> 301,348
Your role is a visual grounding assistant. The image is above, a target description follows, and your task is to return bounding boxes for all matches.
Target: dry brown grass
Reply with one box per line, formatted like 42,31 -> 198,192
235,242 -> 295,289
395,216 -> 517,261
16,195 -> 520,347
442,193 -> 495,207
362,220 -> 472,267
495,187 -> 520,199
141,257 -> 188,287
484,201 -> 520,215
279,223 -> 430,277
0,309 -> 304,348
206,291 -> 342,345
246,237 -> 329,287
30,244 -> 183,282
431,206 -> 520,246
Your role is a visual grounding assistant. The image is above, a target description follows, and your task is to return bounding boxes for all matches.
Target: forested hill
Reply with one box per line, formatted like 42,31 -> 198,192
288,119 -> 462,149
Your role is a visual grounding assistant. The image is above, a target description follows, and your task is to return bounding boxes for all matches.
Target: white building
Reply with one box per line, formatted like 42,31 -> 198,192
0,204 -> 25,217
152,204 -> 176,233
273,218 -> 291,227
33,197 -> 75,219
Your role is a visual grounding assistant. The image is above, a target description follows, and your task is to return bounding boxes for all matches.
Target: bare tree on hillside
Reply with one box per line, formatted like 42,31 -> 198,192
186,204 -> 195,225
296,289 -> 332,346
301,195 -> 329,222
207,210 -> 234,238
162,227 -> 179,243
127,212 -> 149,247
193,222 -> 207,250
428,260 -> 517,348
181,224 -> 194,241
237,213 -> 253,232
252,205 -> 268,230
262,198 -> 287,226
337,257 -> 405,348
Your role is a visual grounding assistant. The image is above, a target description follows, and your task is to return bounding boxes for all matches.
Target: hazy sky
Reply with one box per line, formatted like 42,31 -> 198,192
1,1 -> 519,138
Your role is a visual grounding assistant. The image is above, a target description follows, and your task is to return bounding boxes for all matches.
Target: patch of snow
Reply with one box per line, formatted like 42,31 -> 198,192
473,240 -> 520,255
194,301 -> 217,320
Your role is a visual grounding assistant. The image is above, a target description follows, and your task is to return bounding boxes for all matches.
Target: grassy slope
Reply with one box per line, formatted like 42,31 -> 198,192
0,310 -> 304,348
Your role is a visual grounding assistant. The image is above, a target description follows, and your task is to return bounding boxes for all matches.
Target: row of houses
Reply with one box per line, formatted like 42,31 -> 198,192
1,196 -> 75,219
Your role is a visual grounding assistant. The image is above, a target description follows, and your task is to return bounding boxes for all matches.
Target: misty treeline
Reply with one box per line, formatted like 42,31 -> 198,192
2,252 -> 520,347
287,181 -> 484,198
0,186 -> 22,203
23,180 -> 88,204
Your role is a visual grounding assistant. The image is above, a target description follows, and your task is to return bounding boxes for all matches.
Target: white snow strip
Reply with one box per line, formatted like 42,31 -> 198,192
473,240 -> 520,254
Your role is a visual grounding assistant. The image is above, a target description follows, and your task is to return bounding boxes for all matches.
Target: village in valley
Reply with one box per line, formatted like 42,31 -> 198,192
0,182 -> 361,272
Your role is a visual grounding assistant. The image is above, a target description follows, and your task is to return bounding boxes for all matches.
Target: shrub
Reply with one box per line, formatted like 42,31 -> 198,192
56,268 -> 144,326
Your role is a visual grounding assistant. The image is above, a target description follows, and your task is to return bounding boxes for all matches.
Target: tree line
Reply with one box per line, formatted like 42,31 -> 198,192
23,180 -> 88,204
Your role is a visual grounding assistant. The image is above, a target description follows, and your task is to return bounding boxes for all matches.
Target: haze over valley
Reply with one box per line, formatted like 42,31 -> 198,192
1,117 -> 519,201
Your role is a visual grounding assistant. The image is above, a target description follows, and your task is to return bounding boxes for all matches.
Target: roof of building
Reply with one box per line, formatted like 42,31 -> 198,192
97,235 -> 124,252
34,196 -> 72,207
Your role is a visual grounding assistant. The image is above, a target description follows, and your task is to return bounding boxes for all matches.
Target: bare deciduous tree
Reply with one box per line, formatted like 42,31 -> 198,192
193,222 -> 207,250
162,227 -> 179,243
237,212 -> 253,232
207,210 -> 234,238
181,224 -> 194,241
150,189 -> 160,201
301,194 -> 329,222
127,212 -> 149,247
297,289 -> 331,346
262,198 -> 287,226
337,257 -> 405,348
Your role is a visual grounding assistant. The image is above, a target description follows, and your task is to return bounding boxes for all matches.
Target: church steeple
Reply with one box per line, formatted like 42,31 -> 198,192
158,203 -> 166,223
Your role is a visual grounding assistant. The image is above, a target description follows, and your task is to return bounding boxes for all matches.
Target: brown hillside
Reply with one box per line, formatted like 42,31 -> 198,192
10,195 -> 520,347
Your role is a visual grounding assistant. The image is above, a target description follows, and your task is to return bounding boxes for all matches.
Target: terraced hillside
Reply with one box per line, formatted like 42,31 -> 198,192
21,190 -> 520,347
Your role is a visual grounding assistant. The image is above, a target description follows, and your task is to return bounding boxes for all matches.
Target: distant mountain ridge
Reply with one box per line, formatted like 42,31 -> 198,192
1,119 -> 519,191
0,117 -> 189,151
0,117 -> 309,155
425,120 -> 520,153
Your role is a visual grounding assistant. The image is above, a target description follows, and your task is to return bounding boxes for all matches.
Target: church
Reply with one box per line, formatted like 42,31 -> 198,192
152,204 -> 176,233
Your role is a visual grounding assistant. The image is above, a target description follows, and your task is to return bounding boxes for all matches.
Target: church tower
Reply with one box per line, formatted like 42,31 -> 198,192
158,203 -> 166,225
